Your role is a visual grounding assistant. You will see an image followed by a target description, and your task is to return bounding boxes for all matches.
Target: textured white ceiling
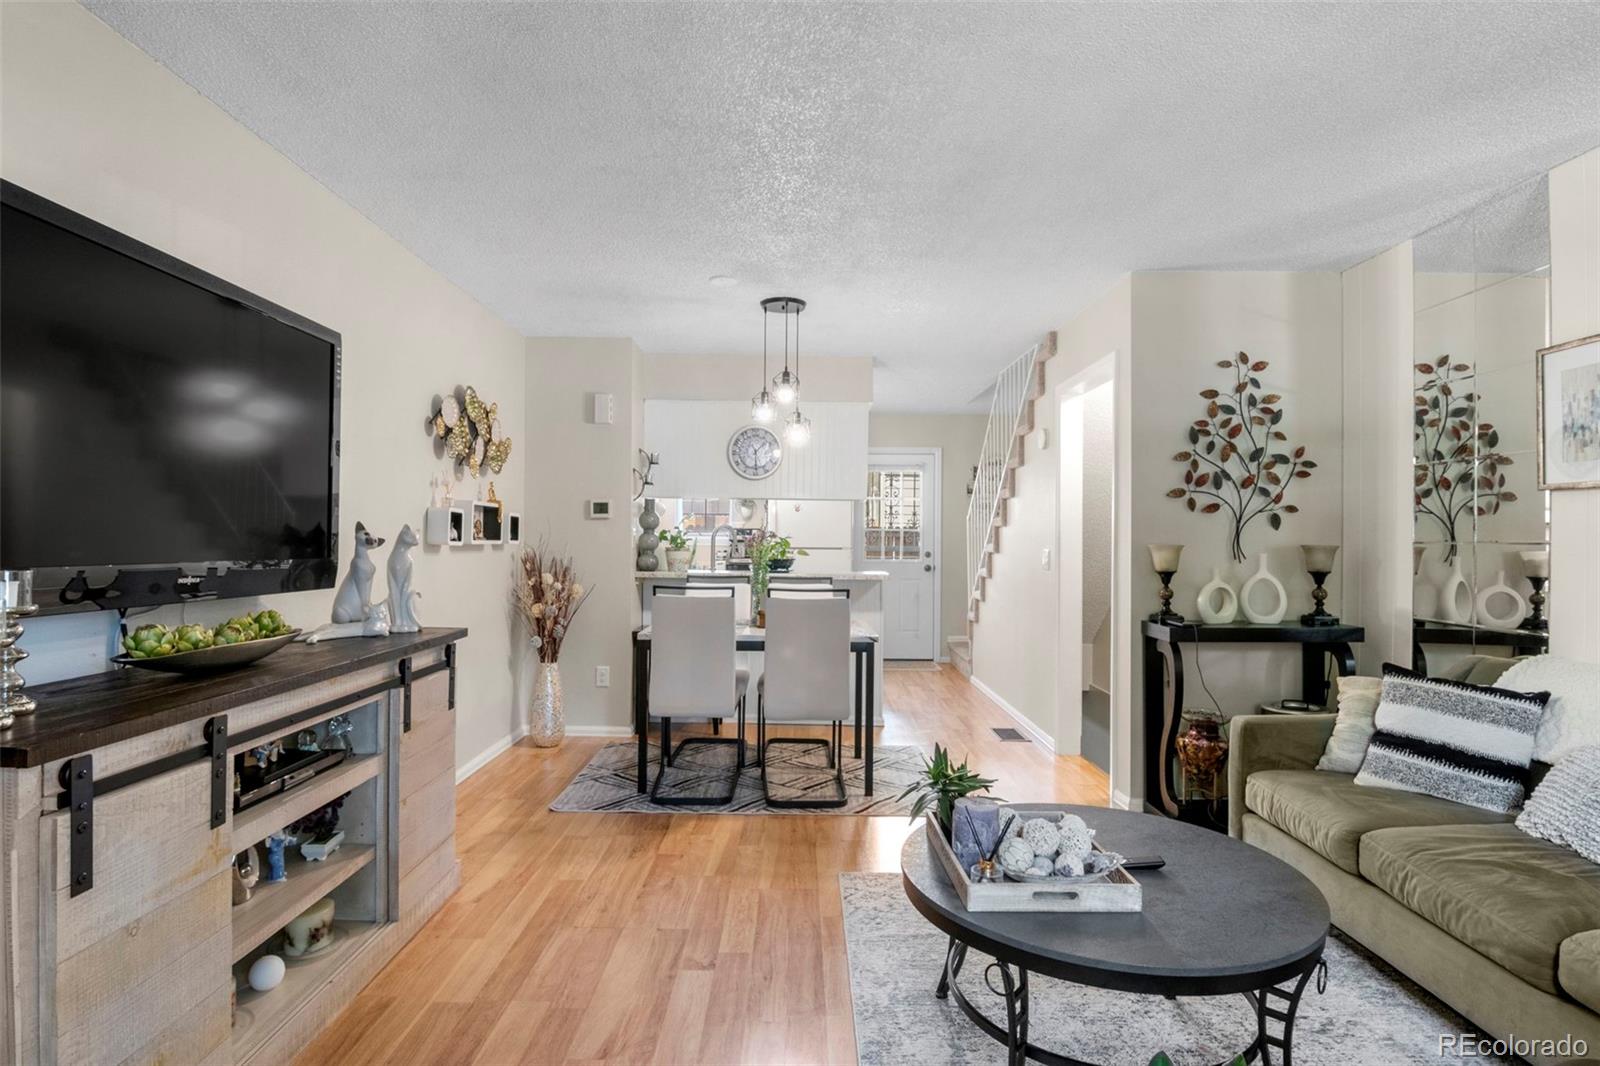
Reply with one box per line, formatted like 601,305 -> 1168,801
85,2 -> 1600,410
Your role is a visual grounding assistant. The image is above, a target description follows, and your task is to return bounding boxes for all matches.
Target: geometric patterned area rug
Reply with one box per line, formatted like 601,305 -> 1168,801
840,872 -> 1513,1066
549,740 -> 927,816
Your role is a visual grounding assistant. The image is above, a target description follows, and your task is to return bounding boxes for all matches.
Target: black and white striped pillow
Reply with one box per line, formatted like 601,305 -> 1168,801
1353,663 -> 1549,813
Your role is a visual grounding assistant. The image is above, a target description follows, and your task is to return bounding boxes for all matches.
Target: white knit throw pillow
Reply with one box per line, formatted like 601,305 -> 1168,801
1516,745 -> 1600,865
1317,674 -> 1382,773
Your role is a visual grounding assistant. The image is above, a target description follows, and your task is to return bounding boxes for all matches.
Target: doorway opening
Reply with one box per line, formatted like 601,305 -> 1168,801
1058,367 -> 1116,771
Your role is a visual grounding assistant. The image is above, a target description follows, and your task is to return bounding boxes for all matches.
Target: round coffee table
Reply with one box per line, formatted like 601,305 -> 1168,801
901,805 -> 1330,1066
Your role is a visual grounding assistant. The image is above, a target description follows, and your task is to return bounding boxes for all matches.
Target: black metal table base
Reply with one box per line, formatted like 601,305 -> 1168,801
935,937 -> 1323,1066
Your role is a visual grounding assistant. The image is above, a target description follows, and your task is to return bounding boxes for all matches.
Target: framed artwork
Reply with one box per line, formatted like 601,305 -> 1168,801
1537,333 -> 1600,490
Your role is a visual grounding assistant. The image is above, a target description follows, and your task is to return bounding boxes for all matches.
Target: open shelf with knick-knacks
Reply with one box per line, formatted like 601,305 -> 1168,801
0,629 -> 465,1066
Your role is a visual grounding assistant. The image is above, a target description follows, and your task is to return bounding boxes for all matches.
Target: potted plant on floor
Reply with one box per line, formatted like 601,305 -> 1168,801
898,744 -> 1000,840
514,542 -> 593,747
662,527 -> 693,573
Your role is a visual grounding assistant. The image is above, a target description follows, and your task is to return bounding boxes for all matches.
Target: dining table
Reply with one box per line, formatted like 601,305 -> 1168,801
630,622 -> 879,797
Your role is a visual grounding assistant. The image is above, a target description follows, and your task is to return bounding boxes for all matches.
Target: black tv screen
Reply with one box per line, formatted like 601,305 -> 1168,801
0,182 -> 340,611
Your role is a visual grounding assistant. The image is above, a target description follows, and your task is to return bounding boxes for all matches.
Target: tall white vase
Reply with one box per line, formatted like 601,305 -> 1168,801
1437,559 -> 1473,624
1196,567 -> 1239,624
1240,554 -> 1288,624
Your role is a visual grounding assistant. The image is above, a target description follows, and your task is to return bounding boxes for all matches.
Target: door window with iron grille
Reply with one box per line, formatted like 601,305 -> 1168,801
863,470 -> 923,561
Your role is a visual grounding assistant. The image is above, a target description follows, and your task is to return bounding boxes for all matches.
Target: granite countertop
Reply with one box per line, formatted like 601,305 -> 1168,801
633,569 -> 887,581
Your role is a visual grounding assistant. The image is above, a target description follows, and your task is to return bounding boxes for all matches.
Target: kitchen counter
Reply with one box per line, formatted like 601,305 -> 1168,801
633,569 -> 887,580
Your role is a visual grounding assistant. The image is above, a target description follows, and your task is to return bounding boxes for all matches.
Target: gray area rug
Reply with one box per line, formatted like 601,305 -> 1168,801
549,740 -> 926,815
840,872 -> 1512,1066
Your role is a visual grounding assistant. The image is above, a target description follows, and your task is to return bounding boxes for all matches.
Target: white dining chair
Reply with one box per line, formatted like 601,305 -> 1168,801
648,586 -> 748,805
756,591 -> 852,808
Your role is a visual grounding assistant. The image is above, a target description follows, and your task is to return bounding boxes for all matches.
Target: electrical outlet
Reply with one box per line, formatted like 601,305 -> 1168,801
594,665 -> 610,688
1041,547 -> 1052,571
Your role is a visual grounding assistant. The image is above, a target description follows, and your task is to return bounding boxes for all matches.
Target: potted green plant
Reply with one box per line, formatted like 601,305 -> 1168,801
745,532 -> 809,624
898,744 -> 1000,840
661,527 -> 693,573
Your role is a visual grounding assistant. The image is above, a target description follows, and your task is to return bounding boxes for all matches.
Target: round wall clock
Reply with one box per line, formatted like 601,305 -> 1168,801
728,425 -> 783,480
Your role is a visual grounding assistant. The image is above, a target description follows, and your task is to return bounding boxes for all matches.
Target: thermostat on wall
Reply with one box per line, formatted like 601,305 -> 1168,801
586,500 -> 612,520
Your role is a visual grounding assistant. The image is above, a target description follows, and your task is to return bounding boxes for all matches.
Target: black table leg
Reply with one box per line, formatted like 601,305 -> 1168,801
633,633 -> 650,793
864,642 -> 876,796
1246,957 -> 1323,1066
1154,639 -> 1185,818
854,650 -> 864,759
935,936 -> 966,999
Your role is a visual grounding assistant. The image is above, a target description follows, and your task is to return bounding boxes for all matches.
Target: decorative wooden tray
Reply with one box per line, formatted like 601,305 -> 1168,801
926,806 -> 1142,913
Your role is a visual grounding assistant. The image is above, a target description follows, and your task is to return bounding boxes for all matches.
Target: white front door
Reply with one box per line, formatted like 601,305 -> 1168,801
858,451 -> 938,660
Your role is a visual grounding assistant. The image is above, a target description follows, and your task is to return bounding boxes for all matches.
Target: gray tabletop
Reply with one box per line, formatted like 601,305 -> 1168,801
901,805 -> 1330,996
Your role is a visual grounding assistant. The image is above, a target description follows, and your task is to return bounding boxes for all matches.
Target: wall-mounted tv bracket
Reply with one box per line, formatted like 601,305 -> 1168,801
398,644 -> 456,733
55,715 -> 229,897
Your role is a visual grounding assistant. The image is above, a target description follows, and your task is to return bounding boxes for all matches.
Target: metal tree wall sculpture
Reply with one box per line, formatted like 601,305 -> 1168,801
1167,352 -> 1316,563
1412,356 -> 1515,562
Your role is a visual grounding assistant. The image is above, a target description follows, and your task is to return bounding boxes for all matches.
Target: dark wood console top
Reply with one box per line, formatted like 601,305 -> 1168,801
1,627 -> 467,768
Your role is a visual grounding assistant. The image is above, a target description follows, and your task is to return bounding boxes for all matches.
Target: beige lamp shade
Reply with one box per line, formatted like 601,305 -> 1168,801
1300,545 -> 1339,573
1148,544 -> 1184,573
1518,549 -> 1550,579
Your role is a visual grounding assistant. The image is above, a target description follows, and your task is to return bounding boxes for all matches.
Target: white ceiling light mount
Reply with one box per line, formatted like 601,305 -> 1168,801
708,275 -> 738,288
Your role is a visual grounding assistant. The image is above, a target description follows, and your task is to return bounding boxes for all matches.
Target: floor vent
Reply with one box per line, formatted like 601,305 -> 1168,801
991,727 -> 1029,743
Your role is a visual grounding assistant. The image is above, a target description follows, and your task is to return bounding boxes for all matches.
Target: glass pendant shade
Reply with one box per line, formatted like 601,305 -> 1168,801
751,390 -> 775,423
784,409 -> 812,447
772,369 -> 799,405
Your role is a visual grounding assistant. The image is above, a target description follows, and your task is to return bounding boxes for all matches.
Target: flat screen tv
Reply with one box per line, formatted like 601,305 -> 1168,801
1,181 -> 340,613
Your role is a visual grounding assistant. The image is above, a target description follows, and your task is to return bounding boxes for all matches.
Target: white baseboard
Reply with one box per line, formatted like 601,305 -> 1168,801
1111,788 -> 1132,811
969,675 -> 1056,754
456,729 -> 522,784
566,725 -> 633,737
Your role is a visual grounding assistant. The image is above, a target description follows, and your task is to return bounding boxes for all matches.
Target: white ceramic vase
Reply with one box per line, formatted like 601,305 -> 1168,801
1196,567 -> 1239,624
1473,570 -> 1528,629
1437,559 -> 1473,624
529,660 -> 565,747
1240,554 -> 1288,624
665,549 -> 692,573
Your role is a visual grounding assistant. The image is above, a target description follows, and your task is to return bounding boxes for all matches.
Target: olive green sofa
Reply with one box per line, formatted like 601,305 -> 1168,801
1228,662 -> 1600,1064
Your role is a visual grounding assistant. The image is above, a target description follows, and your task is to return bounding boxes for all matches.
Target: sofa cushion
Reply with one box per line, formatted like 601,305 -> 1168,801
1562,931 -> 1600,1013
1353,663 -> 1548,813
1244,769 -> 1512,875
1360,822 -> 1600,995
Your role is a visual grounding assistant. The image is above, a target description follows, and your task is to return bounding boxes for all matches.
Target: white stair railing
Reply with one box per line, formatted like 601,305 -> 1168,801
966,342 -> 1042,613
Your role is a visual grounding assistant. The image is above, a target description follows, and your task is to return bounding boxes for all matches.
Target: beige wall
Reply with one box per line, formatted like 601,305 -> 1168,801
868,412 -> 988,655
2,2 -> 529,775
972,279 -> 1133,783
524,338 -> 643,733
971,272 -> 1344,807
642,354 -> 873,402
1340,242 -> 1417,673
1549,148 -> 1600,664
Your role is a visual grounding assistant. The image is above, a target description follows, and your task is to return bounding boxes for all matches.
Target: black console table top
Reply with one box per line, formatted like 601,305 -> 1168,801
1142,620 -> 1365,643
1,627 -> 466,767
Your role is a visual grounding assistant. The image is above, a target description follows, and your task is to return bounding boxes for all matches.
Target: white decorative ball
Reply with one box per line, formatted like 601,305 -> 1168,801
997,837 -> 1035,873
1021,817 -> 1062,858
1028,856 -> 1055,876
1057,814 -> 1089,837
1057,824 -> 1094,862
1054,852 -> 1086,878
248,954 -> 285,992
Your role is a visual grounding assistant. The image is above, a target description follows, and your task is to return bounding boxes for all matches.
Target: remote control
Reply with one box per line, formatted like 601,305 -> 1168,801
1121,855 -> 1166,870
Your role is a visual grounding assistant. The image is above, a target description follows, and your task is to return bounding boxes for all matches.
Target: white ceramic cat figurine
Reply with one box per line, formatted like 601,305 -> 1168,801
331,522 -> 385,623
386,524 -> 422,634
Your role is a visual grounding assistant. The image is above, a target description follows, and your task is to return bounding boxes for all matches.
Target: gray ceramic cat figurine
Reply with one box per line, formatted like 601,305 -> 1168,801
331,522 -> 385,624
386,524 -> 421,634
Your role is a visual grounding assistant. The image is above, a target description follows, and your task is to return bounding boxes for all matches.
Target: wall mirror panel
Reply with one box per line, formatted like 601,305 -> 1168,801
1412,176 -> 1551,674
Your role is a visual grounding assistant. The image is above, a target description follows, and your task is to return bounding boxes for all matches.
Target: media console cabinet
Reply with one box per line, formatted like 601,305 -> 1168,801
0,627 -> 466,1065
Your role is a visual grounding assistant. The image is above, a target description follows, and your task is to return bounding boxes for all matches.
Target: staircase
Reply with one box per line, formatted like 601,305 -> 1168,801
965,332 -> 1057,627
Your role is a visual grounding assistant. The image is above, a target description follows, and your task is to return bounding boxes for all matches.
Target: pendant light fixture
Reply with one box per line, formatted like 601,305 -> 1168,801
764,296 -> 804,405
750,303 -> 775,423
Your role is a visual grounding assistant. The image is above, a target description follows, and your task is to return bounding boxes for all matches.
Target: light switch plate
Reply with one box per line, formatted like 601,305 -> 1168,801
1041,547 -> 1052,570
595,665 -> 611,688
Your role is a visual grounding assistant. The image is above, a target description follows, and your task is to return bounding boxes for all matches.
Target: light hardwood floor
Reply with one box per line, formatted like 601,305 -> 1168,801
296,663 -> 1108,1066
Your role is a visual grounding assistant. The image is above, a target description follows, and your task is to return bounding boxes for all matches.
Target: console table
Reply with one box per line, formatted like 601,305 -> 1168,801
1412,619 -> 1546,675
0,628 -> 465,1066
1142,621 -> 1362,830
